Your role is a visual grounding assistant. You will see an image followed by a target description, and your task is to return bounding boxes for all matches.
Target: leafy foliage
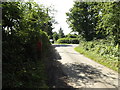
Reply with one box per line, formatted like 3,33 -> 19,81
66,34 -> 78,38
58,27 -> 65,38
66,2 -> 99,41
52,31 -> 59,41
75,39 -> 119,72
57,38 -> 79,44
2,2 -> 53,88
67,1 -> 119,71
66,1 -> 120,44
95,2 -> 120,45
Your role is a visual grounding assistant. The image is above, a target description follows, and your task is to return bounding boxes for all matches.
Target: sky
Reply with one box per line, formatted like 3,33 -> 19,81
34,0 -> 75,35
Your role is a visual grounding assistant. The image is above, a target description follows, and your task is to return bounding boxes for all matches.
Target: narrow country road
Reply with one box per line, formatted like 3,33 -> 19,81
52,44 -> 119,88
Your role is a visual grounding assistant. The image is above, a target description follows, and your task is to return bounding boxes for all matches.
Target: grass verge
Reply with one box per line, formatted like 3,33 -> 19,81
74,46 -> 119,73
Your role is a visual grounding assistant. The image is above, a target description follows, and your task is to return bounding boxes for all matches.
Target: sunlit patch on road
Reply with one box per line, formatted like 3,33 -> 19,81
53,44 -> 119,88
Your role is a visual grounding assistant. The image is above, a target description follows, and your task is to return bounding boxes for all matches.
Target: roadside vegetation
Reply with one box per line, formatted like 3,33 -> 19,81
57,34 -> 79,44
57,38 -> 79,44
66,2 -> 119,72
2,1 -> 120,88
2,2 -> 54,88
52,30 -> 80,44
75,39 -> 119,72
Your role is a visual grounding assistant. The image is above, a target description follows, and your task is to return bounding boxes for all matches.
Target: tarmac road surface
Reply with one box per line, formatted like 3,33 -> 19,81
53,44 -> 119,88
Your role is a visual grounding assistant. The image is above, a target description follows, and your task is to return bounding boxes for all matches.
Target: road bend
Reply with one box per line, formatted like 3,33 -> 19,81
53,44 -> 119,88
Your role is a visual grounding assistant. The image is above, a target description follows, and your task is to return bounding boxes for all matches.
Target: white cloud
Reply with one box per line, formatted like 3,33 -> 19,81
34,0 -> 74,35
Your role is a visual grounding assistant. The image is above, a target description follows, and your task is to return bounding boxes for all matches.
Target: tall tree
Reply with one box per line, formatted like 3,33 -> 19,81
66,1 -> 120,43
66,2 -> 99,41
2,2 -> 53,88
2,2 -> 22,34
52,31 -> 59,41
58,27 -> 65,38
95,2 -> 120,45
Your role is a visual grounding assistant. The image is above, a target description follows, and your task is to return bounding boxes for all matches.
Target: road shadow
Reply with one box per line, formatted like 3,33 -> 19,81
62,63 -> 118,88
45,45 -> 75,89
53,44 -> 72,47
45,45 -> 118,88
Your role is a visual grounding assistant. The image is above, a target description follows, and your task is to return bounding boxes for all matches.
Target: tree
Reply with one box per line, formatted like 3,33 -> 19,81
66,2 -> 99,41
58,27 -> 65,38
2,2 -> 22,34
2,2 -> 53,88
52,31 -> 59,41
66,34 -> 77,38
66,1 -> 120,43
95,2 -> 120,45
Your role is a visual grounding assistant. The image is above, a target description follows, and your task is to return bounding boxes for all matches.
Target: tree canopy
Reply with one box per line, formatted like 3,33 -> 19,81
58,27 -> 65,38
2,2 -> 54,88
66,1 -> 120,44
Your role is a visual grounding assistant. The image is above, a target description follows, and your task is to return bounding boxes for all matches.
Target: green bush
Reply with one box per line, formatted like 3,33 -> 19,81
2,2 -> 52,88
57,38 -> 79,44
80,40 -> 119,60
76,39 -> 119,72
67,34 -> 78,38
3,29 -> 50,88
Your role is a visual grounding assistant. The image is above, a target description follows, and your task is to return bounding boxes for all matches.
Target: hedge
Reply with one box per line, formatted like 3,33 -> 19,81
3,29 -> 50,88
57,38 -> 79,44
76,39 -> 119,72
